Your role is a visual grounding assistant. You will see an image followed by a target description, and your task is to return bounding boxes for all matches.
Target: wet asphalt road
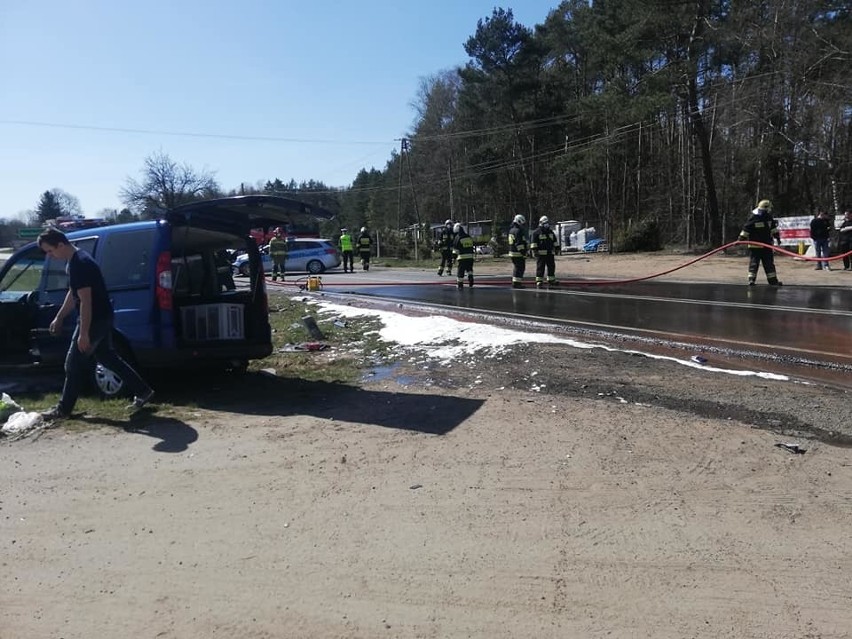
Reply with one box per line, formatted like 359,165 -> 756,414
285,269 -> 852,377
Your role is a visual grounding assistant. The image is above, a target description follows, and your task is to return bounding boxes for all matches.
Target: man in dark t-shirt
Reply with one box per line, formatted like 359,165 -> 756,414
37,228 -> 154,419
68,247 -> 114,323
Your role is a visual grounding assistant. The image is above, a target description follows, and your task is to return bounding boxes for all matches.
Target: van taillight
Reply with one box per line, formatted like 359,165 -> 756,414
156,252 -> 173,311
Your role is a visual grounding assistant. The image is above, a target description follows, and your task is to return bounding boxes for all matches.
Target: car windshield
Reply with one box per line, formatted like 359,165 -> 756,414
0,246 -> 45,301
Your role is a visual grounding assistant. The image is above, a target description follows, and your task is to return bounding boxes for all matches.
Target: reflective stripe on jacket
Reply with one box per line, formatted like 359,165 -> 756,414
453,233 -> 475,261
508,224 -> 527,258
530,228 -> 557,256
739,212 -> 779,245
268,236 -> 288,259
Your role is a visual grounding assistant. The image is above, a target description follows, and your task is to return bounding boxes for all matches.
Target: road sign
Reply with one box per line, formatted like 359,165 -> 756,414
17,227 -> 43,239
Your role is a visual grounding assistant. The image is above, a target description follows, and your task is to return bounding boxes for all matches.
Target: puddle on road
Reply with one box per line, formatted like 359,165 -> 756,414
362,363 -> 419,386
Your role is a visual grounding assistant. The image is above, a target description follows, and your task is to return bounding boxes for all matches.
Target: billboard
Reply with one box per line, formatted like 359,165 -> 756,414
776,216 -> 813,246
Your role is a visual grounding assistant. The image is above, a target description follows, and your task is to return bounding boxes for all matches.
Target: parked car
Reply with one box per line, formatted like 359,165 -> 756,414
232,238 -> 341,276
0,195 -> 334,397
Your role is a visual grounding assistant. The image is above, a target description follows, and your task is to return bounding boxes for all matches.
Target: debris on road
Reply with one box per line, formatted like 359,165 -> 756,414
775,442 -> 807,454
279,342 -> 329,352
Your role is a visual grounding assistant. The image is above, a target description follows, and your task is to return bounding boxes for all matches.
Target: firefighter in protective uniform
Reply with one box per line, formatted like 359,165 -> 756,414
452,222 -> 475,288
267,227 -> 288,281
436,219 -> 455,276
529,216 -> 558,288
738,199 -> 782,286
357,226 -> 373,271
507,214 -> 528,288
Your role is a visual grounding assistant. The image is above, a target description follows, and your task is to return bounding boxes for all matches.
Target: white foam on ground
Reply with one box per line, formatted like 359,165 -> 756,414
302,297 -> 789,382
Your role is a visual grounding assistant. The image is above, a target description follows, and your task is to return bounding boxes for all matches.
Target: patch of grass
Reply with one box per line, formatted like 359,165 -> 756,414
259,294 -> 394,383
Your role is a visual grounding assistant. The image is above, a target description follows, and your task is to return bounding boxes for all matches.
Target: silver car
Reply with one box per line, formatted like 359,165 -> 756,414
233,238 -> 342,276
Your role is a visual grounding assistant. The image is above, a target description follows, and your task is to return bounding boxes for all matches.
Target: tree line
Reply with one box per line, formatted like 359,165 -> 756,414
347,1 -> 850,250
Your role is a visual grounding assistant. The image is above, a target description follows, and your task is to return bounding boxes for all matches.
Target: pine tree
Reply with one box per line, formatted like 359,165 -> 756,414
35,191 -> 63,224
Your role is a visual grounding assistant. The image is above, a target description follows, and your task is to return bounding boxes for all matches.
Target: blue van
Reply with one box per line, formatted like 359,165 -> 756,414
0,195 -> 333,397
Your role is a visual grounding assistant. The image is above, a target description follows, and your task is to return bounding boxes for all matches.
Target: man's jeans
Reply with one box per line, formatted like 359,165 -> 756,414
814,239 -> 830,269
58,319 -> 151,414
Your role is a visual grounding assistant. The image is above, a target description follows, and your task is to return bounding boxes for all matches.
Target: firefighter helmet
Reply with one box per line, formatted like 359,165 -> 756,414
513,214 -> 526,225
453,222 -> 462,234
360,226 -> 367,233
757,200 -> 772,210
445,219 -> 453,226
539,216 -> 549,225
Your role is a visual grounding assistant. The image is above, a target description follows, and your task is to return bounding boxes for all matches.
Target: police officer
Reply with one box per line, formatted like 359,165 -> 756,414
507,214 -> 528,288
357,226 -> 372,271
529,216 -> 558,288
338,227 -> 354,273
436,219 -> 455,276
452,222 -> 475,288
739,199 -> 782,286
268,227 -> 288,281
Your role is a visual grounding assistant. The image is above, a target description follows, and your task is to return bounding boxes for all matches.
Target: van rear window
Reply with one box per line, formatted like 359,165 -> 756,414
99,229 -> 156,289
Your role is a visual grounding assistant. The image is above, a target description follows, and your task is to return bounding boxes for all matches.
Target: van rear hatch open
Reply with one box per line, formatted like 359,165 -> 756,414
163,195 -> 335,359
166,195 -> 335,235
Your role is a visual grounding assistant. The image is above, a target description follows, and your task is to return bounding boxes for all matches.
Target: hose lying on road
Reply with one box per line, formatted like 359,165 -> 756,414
263,241 -> 852,289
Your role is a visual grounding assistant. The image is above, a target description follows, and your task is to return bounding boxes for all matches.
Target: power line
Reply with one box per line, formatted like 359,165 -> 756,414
0,119 -> 390,146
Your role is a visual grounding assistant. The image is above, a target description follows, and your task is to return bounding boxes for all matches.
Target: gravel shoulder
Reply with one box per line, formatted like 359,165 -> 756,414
2,253 -> 851,639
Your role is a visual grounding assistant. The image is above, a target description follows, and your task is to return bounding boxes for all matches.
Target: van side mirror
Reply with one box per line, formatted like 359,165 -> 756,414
26,290 -> 40,305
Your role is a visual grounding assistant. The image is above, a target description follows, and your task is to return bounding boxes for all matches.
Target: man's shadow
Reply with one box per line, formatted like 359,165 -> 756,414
80,411 -> 198,453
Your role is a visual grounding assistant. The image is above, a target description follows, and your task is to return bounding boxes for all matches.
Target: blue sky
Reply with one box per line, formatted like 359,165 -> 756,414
0,0 -> 557,219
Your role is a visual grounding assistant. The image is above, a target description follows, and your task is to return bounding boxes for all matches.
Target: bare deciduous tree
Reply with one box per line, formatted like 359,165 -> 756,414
121,151 -> 220,216
49,188 -> 83,218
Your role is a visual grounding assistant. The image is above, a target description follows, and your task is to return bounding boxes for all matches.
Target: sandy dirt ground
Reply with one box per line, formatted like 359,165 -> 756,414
2,252 -> 851,639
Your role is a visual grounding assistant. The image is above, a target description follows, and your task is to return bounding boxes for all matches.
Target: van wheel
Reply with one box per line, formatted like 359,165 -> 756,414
94,363 -> 126,398
307,260 -> 325,274
92,337 -> 135,398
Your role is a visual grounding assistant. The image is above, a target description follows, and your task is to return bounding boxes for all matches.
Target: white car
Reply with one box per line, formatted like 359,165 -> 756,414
233,238 -> 342,276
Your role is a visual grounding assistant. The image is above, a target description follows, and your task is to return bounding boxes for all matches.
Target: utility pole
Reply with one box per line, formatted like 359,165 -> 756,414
395,138 -> 405,231
401,138 -> 423,261
448,163 -> 455,221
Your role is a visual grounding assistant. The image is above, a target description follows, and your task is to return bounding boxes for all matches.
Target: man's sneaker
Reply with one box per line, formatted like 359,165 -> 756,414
127,389 -> 155,412
40,405 -> 69,420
